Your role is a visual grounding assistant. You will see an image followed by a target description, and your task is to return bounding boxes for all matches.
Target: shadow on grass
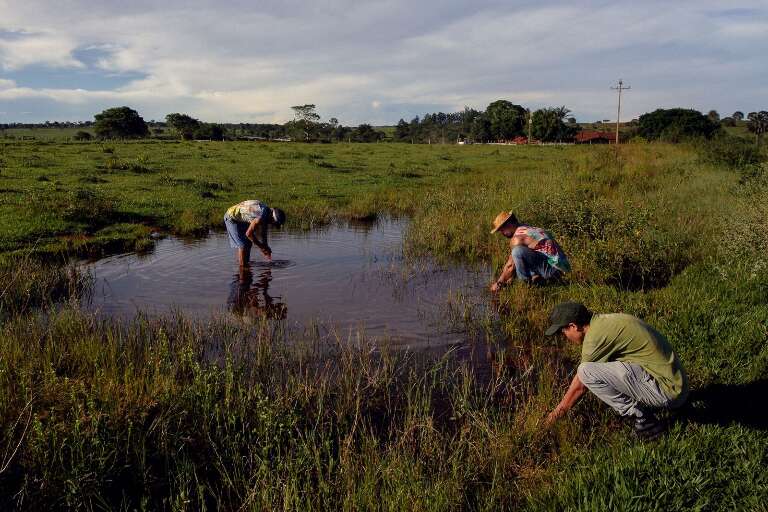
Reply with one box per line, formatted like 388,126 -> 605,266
680,379 -> 768,431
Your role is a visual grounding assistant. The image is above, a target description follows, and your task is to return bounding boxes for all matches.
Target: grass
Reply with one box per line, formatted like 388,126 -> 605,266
0,140 -> 766,509
1,127 -> 94,141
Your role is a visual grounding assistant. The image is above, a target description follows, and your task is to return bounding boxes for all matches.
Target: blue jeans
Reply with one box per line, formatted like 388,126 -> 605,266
224,214 -> 251,249
511,246 -> 561,281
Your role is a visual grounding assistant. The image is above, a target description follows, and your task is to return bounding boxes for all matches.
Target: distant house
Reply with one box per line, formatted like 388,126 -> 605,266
511,136 -> 540,145
574,130 -> 616,144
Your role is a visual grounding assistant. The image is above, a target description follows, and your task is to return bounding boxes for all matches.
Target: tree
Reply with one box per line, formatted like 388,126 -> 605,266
289,104 -> 321,141
94,106 -> 149,139
394,119 -> 410,141
291,104 -> 321,123
165,113 -> 201,140
484,100 -> 527,141
732,111 -> 744,121
351,124 -> 384,142
707,110 -> 720,122
193,123 -> 226,141
469,115 -> 491,143
531,106 -> 577,142
636,108 -> 721,142
747,111 -> 768,146
332,124 -> 351,142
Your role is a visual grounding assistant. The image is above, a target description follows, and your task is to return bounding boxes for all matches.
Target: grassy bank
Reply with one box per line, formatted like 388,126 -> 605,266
0,141 -> 767,509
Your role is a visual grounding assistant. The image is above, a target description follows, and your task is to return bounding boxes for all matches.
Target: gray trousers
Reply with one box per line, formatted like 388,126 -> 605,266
577,362 -> 688,418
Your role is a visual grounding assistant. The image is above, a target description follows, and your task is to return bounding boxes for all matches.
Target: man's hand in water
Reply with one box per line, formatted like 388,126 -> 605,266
261,247 -> 272,261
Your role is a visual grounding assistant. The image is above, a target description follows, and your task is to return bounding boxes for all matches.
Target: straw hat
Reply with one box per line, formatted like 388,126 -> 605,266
490,211 -> 517,234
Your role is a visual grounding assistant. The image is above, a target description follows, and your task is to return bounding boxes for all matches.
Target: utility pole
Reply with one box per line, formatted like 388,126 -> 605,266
610,79 -> 630,144
527,109 -> 532,144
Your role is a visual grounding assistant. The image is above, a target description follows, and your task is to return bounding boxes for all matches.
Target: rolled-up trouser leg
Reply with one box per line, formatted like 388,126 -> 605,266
577,361 -> 673,418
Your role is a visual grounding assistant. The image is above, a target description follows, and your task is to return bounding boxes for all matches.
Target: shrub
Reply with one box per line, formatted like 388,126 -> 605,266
176,209 -> 209,235
72,131 -> 92,141
103,157 -> 153,173
698,134 -> 764,169
60,188 -> 117,225
519,195 -> 692,290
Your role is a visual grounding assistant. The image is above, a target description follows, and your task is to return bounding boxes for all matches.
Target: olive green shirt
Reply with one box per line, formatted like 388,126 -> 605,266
581,314 -> 687,399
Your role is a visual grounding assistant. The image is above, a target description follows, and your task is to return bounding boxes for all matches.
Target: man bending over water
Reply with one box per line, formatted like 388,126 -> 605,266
489,211 -> 570,292
224,200 -> 286,267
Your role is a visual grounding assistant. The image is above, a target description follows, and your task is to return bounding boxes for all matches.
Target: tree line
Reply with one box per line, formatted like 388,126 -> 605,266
4,104 -> 766,147
393,101 -> 578,143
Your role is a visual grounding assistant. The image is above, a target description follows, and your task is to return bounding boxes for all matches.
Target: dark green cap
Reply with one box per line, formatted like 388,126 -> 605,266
545,302 -> 593,336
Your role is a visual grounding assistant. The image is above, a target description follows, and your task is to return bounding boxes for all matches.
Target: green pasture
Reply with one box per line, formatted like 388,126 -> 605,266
0,140 -> 766,509
1,126 -> 95,141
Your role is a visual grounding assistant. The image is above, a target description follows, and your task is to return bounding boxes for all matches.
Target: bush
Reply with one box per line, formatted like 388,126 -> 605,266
72,130 -> 92,141
698,134 -> 764,169
60,188 -> 117,225
519,195 -> 692,290
103,157 -> 153,173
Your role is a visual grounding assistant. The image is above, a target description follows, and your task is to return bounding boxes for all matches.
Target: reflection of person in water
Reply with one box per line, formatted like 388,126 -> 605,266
227,266 -> 287,320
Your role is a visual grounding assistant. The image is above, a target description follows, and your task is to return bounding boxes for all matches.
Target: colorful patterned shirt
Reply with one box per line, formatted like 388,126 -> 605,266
226,200 -> 270,224
514,225 -> 571,272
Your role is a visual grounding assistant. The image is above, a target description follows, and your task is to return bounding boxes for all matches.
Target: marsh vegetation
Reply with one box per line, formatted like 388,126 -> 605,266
0,139 -> 766,509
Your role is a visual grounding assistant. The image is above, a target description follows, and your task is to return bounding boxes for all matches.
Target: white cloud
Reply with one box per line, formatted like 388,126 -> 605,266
0,32 -> 83,70
0,0 -> 766,123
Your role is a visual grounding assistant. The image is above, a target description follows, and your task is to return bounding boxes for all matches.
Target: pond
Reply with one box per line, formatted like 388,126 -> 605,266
83,219 -> 498,351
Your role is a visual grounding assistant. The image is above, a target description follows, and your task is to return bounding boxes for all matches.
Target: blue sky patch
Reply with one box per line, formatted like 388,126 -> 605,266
0,46 -> 146,91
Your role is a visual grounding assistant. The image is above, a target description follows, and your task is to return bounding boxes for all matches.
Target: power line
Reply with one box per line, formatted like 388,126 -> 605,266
610,79 -> 631,144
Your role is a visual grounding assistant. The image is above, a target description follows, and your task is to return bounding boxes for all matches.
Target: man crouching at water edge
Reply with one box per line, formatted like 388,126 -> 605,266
543,302 -> 689,439
224,200 -> 286,267
489,211 -> 570,292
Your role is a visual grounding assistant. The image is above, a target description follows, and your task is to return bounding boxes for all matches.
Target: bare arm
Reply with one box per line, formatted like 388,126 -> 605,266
245,219 -> 272,258
545,373 -> 587,426
490,253 -> 517,292
491,236 -> 530,292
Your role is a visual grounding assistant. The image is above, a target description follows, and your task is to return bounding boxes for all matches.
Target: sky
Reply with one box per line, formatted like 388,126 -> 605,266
1,1 -> 766,125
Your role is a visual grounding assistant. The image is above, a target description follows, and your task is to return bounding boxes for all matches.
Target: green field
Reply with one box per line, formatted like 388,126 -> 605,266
1,127 -> 97,141
0,140 -> 766,509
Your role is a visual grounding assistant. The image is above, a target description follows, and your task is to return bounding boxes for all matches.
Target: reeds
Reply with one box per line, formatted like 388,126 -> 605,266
0,256 -> 90,320
0,307 -> 573,510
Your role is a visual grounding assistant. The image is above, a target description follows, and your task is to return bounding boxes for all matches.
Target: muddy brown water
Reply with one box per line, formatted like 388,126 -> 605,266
83,219 -> 500,352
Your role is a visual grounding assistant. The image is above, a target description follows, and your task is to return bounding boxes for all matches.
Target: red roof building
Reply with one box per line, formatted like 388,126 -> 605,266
574,130 -> 616,144
511,136 -> 541,144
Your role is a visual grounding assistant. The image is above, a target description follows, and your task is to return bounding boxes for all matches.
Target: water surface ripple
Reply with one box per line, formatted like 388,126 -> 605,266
84,219 -> 494,349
